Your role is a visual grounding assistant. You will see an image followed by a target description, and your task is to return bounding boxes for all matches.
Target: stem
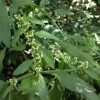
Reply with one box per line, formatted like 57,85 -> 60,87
6,68 -> 80,85
41,68 -> 80,74
17,72 -> 35,81
41,69 -> 60,74
6,72 -> 35,85
22,51 -> 27,60
16,68 -> 80,81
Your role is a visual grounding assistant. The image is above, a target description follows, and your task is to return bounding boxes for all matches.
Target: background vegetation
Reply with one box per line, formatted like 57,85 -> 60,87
1,0 -> 100,100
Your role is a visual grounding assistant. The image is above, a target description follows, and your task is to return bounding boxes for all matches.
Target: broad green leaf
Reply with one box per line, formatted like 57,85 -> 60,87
53,71 -> 95,92
0,1 -> 11,47
21,93 -> 36,100
55,9 -> 74,15
2,85 -> 13,98
20,76 -> 38,93
21,77 -> 31,86
78,10 -> 86,17
67,62 -> 77,70
24,17 -> 43,25
83,91 -> 100,100
49,81 -> 62,100
50,0 -> 57,4
57,41 -> 94,65
11,44 -> 26,51
0,48 -> 6,62
11,29 -> 21,46
0,82 -> 8,98
37,74 -> 50,100
10,91 -> 22,100
78,10 -> 93,18
39,47 -> 54,69
40,0 -> 46,7
58,60 -> 65,70
0,48 -> 6,73
13,59 -> 33,75
98,0 -> 100,4
84,68 -> 99,80
10,0 -> 32,15
35,30 -> 59,40
12,0 -> 32,7
95,68 -> 100,73
0,80 -> 5,90
18,86 -> 36,93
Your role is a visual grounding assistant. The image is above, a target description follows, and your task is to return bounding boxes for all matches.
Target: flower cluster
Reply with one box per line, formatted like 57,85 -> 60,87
50,42 -> 71,63
14,14 -> 42,73
51,42 -> 89,69
9,78 -> 17,87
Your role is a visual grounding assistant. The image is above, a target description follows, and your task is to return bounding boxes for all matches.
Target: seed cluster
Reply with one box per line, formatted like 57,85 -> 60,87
51,42 -> 100,70
14,14 -> 42,73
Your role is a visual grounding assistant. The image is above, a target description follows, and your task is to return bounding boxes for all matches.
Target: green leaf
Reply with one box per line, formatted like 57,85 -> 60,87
67,62 -> 77,70
95,68 -> 100,73
83,91 -> 100,100
98,0 -> 100,4
0,1 -> 11,47
0,48 -> 6,73
0,80 -> 5,90
49,81 -> 63,100
35,30 -> 59,40
84,68 -> 99,80
54,71 -> 95,92
11,29 -> 21,46
24,17 -> 43,25
19,86 -> 36,93
37,74 -> 50,100
50,0 -> 57,4
21,93 -> 36,100
12,0 -> 32,7
10,0 -> 32,14
21,77 -> 31,86
39,47 -> 54,69
40,0 -> 46,7
20,76 -> 38,93
0,81 -> 8,98
55,9 -> 74,15
10,91 -> 22,100
0,48 -> 6,62
58,60 -> 65,70
11,44 -> 26,51
57,41 -> 94,65
13,59 -> 33,75
2,85 -> 13,98
78,10 -> 93,18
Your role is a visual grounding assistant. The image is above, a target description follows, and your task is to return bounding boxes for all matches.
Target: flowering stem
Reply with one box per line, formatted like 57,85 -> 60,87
41,68 -> 80,74
17,72 -> 35,81
6,68 -> 80,85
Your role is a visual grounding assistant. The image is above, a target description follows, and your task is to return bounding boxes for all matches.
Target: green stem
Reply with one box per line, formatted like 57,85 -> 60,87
16,68 -> 80,81
6,68 -> 80,85
41,68 -> 80,74
22,51 -> 27,60
6,72 -> 35,85
17,72 -> 35,81
41,69 -> 60,74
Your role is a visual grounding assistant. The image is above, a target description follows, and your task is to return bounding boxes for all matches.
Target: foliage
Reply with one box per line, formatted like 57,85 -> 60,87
0,0 -> 100,100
